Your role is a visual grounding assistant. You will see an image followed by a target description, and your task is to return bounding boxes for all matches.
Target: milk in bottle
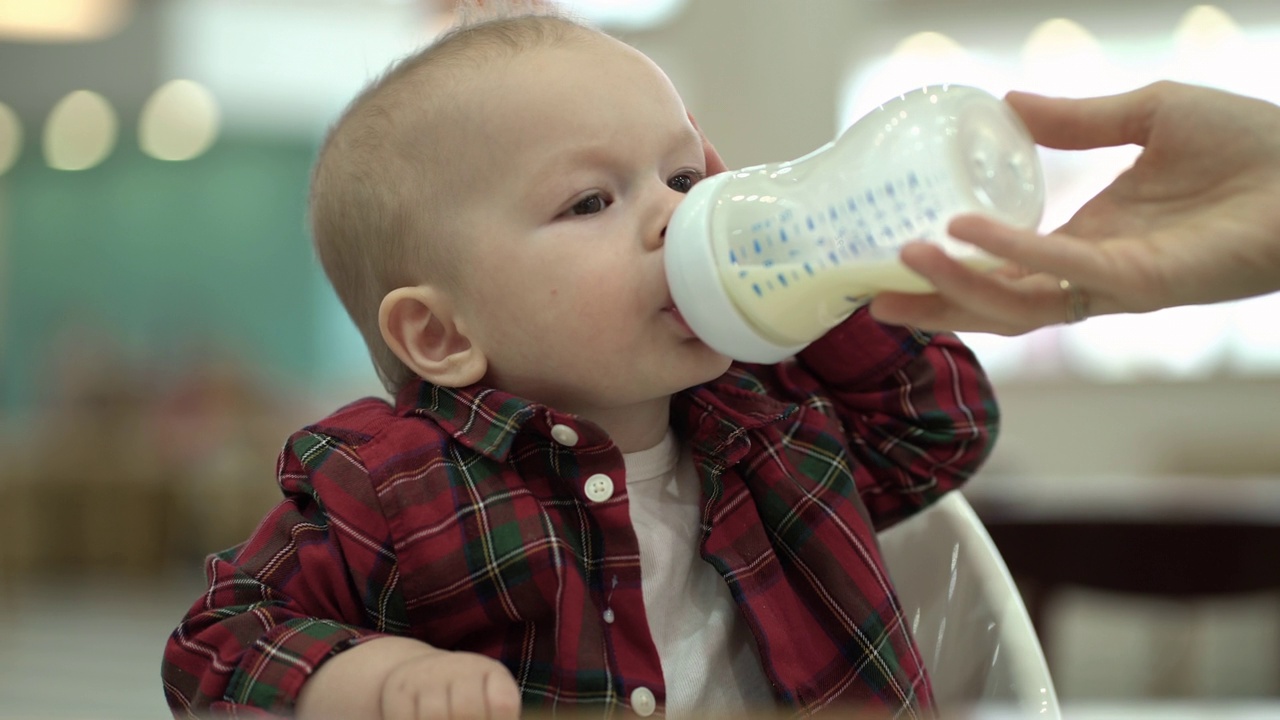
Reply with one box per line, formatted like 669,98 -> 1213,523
665,85 -> 1045,363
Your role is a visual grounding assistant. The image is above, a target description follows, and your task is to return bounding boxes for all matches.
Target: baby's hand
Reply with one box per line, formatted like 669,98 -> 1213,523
381,648 -> 521,720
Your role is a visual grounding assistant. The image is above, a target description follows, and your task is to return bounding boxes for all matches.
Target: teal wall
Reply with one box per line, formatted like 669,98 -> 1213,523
0,134 -> 360,410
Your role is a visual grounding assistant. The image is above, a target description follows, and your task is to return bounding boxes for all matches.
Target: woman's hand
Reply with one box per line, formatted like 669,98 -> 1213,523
869,81 -> 1280,335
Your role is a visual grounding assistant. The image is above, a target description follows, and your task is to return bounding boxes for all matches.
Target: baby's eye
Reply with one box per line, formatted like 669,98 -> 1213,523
570,194 -> 608,216
668,171 -> 700,194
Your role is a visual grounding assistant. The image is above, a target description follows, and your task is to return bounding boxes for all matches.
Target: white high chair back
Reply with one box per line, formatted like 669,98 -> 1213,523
878,491 -> 1061,719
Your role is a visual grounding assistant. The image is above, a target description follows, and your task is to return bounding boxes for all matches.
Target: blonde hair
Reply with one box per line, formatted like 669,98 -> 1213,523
309,0 -> 594,393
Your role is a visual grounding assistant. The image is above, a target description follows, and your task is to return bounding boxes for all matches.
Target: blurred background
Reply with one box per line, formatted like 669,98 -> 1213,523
1,0 -> 1279,717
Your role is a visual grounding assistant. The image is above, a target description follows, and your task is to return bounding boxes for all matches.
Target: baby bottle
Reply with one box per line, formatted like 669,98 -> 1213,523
665,85 -> 1045,363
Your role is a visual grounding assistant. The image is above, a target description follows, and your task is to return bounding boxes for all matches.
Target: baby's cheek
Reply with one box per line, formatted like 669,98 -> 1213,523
554,274 -> 640,328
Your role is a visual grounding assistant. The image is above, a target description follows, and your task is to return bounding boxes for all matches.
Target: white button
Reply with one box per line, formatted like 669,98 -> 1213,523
602,608 -> 615,624
584,473 -> 614,502
630,687 -> 656,717
550,424 -> 579,447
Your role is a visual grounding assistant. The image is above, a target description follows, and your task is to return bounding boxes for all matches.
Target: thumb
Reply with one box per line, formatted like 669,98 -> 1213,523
485,668 -> 522,719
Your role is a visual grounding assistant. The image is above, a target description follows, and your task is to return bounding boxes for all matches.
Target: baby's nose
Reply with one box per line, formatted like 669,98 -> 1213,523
648,209 -> 673,250
646,222 -> 667,252
654,196 -> 683,247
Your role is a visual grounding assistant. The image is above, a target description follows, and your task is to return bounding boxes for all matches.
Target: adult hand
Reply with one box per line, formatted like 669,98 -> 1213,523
869,81 -> 1280,335
689,111 -> 730,176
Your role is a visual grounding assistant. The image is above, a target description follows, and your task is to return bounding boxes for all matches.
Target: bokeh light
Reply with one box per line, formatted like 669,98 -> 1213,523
841,31 -> 1006,130
0,0 -> 134,42
1021,18 -> 1117,97
555,0 -> 687,29
0,101 -> 23,176
1171,5 -> 1259,97
43,89 -> 118,171
138,79 -> 221,162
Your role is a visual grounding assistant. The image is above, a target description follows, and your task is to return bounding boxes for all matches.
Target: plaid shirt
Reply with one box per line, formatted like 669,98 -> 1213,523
162,310 -> 998,718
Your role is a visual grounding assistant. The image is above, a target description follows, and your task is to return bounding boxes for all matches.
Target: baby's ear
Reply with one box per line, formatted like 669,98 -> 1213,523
379,286 -> 487,388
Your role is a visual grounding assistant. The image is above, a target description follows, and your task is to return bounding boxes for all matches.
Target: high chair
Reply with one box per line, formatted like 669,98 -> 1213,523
878,491 -> 1062,718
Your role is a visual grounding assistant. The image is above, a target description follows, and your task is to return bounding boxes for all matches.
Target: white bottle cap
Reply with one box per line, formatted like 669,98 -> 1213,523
665,172 -> 809,364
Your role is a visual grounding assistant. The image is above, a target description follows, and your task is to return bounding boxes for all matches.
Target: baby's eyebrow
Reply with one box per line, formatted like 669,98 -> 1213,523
667,125 -> 705,162
521,123 -> 704,204
517,150 -> 602,209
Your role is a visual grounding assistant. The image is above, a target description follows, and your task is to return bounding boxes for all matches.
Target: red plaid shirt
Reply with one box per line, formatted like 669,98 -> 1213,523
162,310 -> 998,718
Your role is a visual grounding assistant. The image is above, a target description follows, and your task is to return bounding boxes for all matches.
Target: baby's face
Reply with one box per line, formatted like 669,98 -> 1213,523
434,33 -> 731,415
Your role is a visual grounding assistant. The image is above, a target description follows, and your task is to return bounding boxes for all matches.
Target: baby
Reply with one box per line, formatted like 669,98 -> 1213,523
161,4 -> 999,719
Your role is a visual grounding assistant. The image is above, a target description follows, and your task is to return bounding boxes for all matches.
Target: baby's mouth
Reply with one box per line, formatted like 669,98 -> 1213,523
664,303 -> 696,336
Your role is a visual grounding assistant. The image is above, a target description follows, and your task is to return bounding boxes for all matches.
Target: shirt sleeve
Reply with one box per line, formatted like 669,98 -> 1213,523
161,429 -> 404,717
780,307 -> 999,529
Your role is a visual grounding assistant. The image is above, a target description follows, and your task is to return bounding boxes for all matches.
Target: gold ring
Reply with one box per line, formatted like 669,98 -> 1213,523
1060,278 -> 1090,324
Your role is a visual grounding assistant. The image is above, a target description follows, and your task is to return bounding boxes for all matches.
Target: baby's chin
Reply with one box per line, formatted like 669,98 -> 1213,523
686,350 -> 734,386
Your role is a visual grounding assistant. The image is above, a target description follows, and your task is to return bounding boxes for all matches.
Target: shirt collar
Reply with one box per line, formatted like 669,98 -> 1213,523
394,367 -> 798,463
672,366 -> 800,460
394,379 -> 543,462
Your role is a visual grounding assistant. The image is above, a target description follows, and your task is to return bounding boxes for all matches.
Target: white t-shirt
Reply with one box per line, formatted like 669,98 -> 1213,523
623,430 -> 775,718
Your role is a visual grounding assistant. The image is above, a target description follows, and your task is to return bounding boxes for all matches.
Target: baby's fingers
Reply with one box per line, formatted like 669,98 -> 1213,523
485,669 -> 522,720
447,668 -> 519,720
448,676 -> 489,720
380,678 -> 447,720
